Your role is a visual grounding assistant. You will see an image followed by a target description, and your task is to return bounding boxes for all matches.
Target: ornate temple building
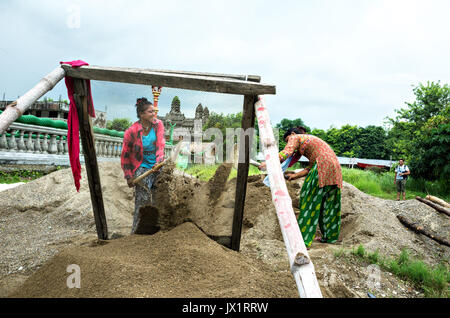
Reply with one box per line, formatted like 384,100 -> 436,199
158,96 -> 210,140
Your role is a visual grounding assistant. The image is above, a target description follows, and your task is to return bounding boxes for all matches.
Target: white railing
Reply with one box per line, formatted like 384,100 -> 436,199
0,122 -> 123,158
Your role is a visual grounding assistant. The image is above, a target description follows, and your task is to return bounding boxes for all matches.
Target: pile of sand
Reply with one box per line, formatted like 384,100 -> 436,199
0,162 -> 134,284
0,182 -> 25,192
1,162 -> 448,298
9,222 -> 298,298
240,174 -> 449,266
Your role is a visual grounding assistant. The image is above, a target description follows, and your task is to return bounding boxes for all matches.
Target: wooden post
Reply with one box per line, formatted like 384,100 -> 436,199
72,78 -> 108,240
231,100 -> 257,251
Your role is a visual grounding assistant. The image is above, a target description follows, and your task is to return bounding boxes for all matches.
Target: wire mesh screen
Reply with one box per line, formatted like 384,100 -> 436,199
89,80 -> 270,168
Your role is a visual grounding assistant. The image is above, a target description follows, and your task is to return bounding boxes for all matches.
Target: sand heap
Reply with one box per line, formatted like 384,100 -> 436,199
9,222 -> 298,298
240,174 -> 450,268
0,162 -> 134,283
1,162 -> 448,298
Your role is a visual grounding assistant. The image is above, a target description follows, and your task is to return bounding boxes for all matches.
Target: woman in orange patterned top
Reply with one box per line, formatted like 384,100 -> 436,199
260,127 -> 342,248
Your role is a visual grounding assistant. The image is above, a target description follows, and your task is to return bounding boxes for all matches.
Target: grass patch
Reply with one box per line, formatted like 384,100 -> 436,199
183,164 -> 263,182
341,168 -> 450,202
351,244 -> 366,258
341,245 -> 449,298
367,249 -> 380,264
333,247 -> 346,258
0,170 -> 44,184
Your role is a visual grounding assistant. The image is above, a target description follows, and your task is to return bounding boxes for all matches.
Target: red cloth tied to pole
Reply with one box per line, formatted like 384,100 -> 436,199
60,60 -> 96,192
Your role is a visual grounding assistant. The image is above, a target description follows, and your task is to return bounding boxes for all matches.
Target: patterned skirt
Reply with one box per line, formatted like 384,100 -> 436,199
131,166 -> 160,234
297,163 -> 341,247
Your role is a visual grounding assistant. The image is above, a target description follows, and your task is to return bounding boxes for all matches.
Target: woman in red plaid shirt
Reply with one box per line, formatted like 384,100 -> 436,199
121,97 -> 165,234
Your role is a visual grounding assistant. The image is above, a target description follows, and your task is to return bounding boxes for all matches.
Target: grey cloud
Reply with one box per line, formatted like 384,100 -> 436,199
1,0 -> 449,130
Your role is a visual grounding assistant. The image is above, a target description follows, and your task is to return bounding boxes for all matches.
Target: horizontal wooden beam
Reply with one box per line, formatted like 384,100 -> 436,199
120,68 -> 258,82
61,64 -> 275,95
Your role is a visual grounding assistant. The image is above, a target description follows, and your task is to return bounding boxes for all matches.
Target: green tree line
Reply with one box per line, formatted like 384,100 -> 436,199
276,81 -> 449,183
277,122 -> 391,160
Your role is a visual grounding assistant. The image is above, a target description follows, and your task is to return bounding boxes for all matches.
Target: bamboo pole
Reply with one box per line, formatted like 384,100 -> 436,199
0,66 -> 66,135
254,96 -> 322,298
425,195 -> 450,209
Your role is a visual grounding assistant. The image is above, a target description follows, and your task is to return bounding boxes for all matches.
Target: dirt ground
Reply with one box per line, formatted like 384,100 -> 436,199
0,162 -> 448,298
8,222 -> 298,298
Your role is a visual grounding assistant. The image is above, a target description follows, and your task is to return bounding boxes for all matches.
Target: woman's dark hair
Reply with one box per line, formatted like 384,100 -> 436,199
135,97 -> 153,118
283,126 -> 307,140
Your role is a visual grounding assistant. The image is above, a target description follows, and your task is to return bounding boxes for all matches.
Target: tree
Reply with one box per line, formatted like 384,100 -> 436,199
203,112 -> 243,135
203,112 -> 244,159
310,128 -> 327,141
356,125 -> 390,159
275,118 -> 310,150
310,125 -> 390,159
276,118 -> 310,132
325,125 -> 360,157
410,119 -> 450,181
386,81 -> 450,181
106,118 -> 132,131
396,81 -> 449,127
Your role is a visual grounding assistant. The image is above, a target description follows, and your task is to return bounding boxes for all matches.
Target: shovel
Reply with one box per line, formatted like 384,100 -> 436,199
132,141 -> 184,186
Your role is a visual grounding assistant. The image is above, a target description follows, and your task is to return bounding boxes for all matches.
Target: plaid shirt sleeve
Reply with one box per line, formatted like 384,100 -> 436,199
121,127 -> 142,179
154,119 -> 165,162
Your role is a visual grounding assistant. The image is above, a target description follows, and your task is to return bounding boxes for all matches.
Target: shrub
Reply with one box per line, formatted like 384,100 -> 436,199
365,166 -> 384,174
0,170 -> 44,184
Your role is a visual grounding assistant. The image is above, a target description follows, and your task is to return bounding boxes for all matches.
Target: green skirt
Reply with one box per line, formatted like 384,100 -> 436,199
297,163 -> 341,247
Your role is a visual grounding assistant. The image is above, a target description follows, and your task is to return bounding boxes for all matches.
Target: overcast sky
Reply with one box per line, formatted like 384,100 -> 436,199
1,0 -> 449,130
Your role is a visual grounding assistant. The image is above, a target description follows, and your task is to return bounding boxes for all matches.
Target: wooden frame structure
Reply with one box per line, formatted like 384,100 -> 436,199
0,64 -> 323,297
0,64 -> 275,248
63,65 -> 275,248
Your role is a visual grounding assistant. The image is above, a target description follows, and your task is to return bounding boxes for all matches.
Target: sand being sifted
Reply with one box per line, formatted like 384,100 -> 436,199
8,222 -> 298,298
2,162 -> 448,298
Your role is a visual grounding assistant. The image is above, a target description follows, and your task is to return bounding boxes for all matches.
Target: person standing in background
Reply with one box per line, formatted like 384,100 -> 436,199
394,159 -> 410,201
